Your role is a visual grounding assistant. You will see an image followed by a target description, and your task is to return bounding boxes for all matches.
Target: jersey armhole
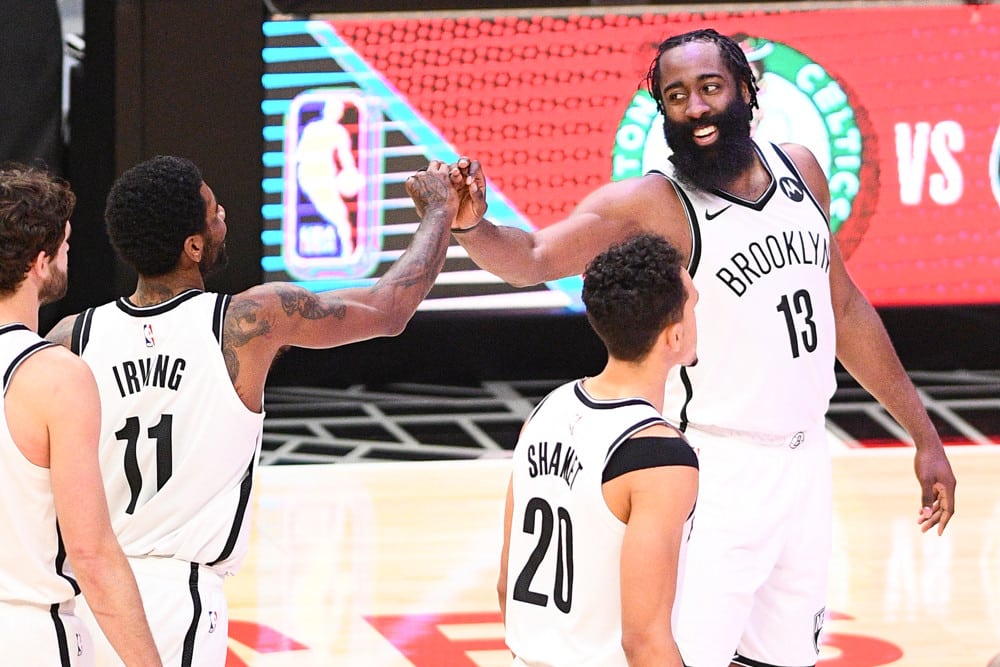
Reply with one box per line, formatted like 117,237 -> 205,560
602,435 -> 698,483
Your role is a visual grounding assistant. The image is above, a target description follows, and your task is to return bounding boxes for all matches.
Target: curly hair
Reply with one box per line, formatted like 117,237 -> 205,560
105,155 -> 206,276
582,234 -> 686,362
0,164 -> 75,295
645,28 -> 759,118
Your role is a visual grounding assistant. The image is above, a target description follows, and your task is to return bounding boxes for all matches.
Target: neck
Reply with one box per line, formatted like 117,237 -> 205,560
0,289 -> 41,332
131,272 -> 204,306
582,355 -> 669,412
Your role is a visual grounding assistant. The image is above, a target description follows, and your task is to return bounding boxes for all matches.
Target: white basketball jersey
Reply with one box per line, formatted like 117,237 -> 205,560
72,291 -> 264,575
0,323 -> 78,606
505,380 -> 694,667
659,140 -> 837,440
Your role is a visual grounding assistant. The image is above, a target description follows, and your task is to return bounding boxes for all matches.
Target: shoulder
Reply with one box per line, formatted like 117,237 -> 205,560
778,143 -> 829,194
10,343 -> 97,400
43,313 -> 80,348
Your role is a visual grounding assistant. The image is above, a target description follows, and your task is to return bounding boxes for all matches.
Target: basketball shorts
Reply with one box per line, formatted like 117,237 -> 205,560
0,598 -> 94,666
78,556 -> 229,667
674,423 -> 833,667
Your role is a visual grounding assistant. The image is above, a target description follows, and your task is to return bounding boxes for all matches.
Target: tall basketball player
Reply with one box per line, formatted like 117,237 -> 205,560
499,234 -> 699,667
45,156 -> 457,665
0,165 -> 160,666
435,28 -> 955,667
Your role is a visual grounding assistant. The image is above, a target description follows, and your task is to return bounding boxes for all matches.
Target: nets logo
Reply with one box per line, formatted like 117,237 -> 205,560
611,35 -> 879,259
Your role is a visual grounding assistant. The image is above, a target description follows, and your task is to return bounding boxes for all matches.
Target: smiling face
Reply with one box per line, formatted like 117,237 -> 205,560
656,40 -> 757,192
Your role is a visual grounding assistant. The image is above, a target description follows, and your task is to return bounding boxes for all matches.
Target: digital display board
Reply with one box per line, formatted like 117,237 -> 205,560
262,3 -> 1000,312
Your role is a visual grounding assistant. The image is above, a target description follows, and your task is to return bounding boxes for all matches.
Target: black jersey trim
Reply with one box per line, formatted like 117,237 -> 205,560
70,307 -> 95,355
523,390 -> 553,428
181,562 -> 202,667
732,652 -> 807,667
602,436 -> 699,482
49,603 -> 72,667
677,367 -> 694,433
0,322 -> 30,336
770,142 -> 830,226
3,340 -> 54,394
573,381 -> 658,412
207,457 -> 255,566
604,416 -> 670,466
644,171 -> 702,278
213,294 -> 231,346
54,522 -> 80,596
115,289 -> 203,317
709,142 -> 776,211
671,182 -> 702,278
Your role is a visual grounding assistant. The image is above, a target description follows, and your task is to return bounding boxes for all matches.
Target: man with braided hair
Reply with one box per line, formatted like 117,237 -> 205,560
436,28 -> 955,667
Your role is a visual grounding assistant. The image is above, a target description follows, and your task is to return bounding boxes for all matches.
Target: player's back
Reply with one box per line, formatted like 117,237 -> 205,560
506,380 -> 681,667
0,324 -> 78,607
72,290 -> 265,574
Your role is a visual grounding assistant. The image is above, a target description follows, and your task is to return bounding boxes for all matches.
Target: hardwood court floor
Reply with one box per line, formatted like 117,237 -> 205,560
222,445 -> 1000,667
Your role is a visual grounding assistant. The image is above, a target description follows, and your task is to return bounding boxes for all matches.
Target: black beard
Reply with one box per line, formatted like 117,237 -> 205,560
662,97 -> 757,193
200,243 -> 228,279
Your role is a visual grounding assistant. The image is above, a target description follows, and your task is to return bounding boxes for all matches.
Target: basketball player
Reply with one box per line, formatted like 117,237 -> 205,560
438,28 -> 956,667
499,233 -> 699,667
45,156 -> 457,665
0,165 -> 161,666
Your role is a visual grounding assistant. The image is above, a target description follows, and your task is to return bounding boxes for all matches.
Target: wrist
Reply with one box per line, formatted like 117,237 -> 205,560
452,219 -> 483,234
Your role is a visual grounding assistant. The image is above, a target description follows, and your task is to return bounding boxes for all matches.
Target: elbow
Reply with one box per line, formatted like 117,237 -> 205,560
621,628 -> 668,664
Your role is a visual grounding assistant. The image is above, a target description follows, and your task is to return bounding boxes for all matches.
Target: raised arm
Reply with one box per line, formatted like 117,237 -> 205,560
221,161 -> 456,406
23,349 -> 162,666
442,157 -> 687,287
786,143 -> 955,535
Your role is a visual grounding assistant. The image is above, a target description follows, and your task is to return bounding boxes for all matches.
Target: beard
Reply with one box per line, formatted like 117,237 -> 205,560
199,239 -> 229,279
38,264 -> 68,306
662,96 -> 757,193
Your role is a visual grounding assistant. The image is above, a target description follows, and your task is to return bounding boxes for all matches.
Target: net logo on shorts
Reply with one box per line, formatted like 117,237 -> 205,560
813,607 -> 826,653
611,34 -> 878,259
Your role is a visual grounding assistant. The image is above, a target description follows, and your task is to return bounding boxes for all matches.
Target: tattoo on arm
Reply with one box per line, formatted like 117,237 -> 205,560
277,285 -> 347,320
222,298 -> 273,381
45,317 -> 75,348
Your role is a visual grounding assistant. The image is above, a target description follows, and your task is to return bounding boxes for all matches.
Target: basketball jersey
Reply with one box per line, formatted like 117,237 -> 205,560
72,291 -> 264,575
659,140 -> 837,441
505,380 -> 696,667
0,323 -> 79,607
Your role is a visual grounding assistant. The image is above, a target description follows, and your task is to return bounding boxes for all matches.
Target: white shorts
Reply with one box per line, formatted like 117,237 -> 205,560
675,424 -> 832,667
79,556 -> 229,667
0,598 -> 94,666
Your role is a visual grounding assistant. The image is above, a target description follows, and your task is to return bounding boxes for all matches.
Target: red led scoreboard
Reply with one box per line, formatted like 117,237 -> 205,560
261,3 -> 1000,312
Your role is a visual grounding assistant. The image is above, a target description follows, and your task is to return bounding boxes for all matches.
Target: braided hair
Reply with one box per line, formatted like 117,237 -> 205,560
644,28 -> 759,117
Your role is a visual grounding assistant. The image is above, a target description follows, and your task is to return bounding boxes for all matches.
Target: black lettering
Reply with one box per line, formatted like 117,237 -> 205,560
153,355 -> 170,387
716,268 -> 747,296
112,366 -> 128,398
122,361 -> 141,395
766,235 -> 786,269
784,231 -> 802,264
547,441 -> 562,476
732,252 -> 761,284
748,242 -> 772,275
528,444 -> 538,477
168,358 -> 185,391
137,358 -> 151,385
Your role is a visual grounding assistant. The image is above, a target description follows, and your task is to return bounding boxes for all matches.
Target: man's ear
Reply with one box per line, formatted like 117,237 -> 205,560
661,321 -> 683,353
183,234 -> 204,264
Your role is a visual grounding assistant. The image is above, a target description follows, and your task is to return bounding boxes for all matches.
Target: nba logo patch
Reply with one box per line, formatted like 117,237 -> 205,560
143,323 -> 155,348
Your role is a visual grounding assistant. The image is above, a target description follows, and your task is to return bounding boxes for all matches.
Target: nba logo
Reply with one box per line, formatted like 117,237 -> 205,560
282,89 -> 381,280
143,323 -> 155,348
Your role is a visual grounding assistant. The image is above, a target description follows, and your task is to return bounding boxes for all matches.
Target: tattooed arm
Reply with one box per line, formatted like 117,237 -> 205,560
222,161 -> 457,407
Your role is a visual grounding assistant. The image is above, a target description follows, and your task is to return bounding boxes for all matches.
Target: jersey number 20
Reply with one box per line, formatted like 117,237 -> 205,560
513,497 -> 574,613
